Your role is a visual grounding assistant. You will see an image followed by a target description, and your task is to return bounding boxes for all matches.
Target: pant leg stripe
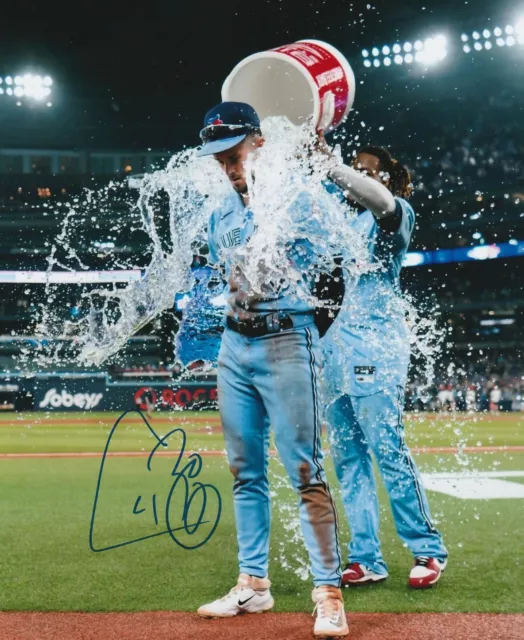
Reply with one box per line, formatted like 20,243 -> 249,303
305,327 -> 323,483
395,385 -> 437,534
305,327 -> 342,580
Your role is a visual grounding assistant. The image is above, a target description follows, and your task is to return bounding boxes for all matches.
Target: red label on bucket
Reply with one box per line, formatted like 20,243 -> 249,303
273,41 -> 350,129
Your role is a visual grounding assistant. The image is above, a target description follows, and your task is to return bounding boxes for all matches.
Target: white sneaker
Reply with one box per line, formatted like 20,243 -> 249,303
197,573 -> 274,618
312,585 -> 349,638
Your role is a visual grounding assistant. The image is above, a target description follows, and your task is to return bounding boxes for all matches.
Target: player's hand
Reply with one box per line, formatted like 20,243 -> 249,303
314,130 -> 334,158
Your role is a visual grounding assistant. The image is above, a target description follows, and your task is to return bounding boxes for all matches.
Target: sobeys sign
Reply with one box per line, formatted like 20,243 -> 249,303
38,388 -> 104,410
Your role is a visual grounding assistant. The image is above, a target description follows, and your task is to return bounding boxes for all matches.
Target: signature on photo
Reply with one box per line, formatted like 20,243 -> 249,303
89,409 -> 222,552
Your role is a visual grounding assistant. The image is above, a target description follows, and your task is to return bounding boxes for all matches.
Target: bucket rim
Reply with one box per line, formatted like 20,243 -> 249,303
221,49 -> 321,127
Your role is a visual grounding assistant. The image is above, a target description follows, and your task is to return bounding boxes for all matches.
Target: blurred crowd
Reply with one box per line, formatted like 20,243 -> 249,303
402,89 -> 524,196
407,351 -> 524,412
406,379 -> 524,412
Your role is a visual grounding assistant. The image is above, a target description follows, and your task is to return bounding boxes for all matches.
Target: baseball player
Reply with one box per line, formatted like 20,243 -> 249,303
319,137 -> 448,589
195,102 -> 348,638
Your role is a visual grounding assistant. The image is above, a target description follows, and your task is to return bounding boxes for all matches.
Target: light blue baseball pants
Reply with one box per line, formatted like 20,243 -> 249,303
326,386 -> 447,574
217,323 -> 342,587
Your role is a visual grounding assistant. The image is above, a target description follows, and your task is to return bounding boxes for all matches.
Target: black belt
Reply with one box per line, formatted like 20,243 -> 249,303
226,312 -> 294,337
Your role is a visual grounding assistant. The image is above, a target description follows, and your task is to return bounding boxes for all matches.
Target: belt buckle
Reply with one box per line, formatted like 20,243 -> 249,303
265,312 -> 293,333
279,311 -> 293,331
265,312 -> 280,334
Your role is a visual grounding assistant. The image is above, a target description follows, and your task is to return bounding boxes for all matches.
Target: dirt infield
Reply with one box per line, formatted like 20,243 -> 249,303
2,445 -> 524,459
0,612 -> 522,640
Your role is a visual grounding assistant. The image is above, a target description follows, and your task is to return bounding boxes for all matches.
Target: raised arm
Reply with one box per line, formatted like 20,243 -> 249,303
328,163 -> 396,219
316,133 -> 396,219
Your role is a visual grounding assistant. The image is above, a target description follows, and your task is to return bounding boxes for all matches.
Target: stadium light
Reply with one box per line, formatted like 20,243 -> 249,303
517,18 -> 524,43
362,34 -> 446,68
462,19 -> 524,55
362,18 -> 524,70
0,72 -> 53,104
414,35 -> 447,65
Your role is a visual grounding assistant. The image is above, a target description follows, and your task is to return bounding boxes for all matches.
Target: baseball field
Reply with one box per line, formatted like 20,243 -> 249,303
0,409 -> 523,639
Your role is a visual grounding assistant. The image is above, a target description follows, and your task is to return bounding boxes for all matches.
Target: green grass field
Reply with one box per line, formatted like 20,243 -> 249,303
0,410 -> 523,614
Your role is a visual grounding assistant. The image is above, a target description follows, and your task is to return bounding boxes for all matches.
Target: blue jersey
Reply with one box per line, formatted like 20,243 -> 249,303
207,188 -> 335,319
325,197 -> 415,396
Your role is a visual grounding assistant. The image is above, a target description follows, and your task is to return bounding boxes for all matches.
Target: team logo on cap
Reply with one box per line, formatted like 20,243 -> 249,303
208,114 -> 223,125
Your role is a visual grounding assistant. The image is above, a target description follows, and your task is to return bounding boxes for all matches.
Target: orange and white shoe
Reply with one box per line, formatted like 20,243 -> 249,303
409,557 -> 448,589
341,562 -> 388,587
197,573 -> 274,618
312,585 -> 349,638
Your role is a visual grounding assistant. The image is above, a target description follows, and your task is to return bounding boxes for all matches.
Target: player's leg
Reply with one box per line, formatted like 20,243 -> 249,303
355,386 -> 448,585
254,327 -> 342,588
218,329 -> 272,578
254,326 -> 348,636
325,395 -> 388,581
198,329 -> 273,617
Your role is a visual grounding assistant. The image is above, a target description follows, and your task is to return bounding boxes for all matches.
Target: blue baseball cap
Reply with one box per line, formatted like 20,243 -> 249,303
197,101 -> 261,157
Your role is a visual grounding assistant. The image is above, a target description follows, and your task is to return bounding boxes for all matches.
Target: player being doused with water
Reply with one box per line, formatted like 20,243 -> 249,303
195,102 -> 349,638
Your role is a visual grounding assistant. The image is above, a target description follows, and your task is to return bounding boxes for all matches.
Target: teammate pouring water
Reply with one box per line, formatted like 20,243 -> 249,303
319,136 -> 448,590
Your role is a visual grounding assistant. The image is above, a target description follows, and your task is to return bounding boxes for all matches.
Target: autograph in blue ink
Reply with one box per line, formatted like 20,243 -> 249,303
89,409 -> 222,552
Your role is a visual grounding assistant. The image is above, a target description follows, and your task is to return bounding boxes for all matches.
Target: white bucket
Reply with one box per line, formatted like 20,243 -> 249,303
221,39 -> 356,132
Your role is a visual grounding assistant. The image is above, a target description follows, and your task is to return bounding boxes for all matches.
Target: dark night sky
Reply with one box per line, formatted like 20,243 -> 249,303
1,0 -> 513,96
0,0 -> 519,149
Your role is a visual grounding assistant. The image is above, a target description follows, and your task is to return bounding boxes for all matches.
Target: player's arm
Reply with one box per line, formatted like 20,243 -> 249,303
327,161 -> 397,220
316,133 -> 396,220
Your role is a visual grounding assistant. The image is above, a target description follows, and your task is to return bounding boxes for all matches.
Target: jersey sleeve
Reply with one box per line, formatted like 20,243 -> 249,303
377,197 -> 415,254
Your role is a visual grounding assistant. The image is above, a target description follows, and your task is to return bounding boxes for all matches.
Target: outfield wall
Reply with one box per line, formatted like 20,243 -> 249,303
0,373 -> 519,412
0,373 -> 218,411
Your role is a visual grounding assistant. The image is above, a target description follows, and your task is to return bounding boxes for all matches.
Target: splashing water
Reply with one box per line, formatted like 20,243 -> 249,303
28,117 -> 373,369
76,150 -> 229,366
236,118 -> 371,304
17,115 -> 459,576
